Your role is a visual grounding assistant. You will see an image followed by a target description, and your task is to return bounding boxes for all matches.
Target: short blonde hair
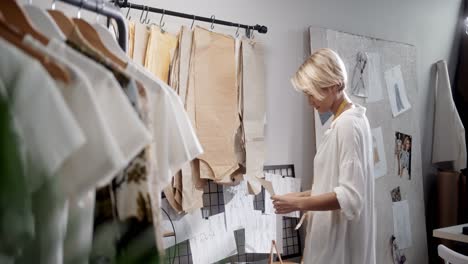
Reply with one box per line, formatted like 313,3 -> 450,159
291,48 -> 348,100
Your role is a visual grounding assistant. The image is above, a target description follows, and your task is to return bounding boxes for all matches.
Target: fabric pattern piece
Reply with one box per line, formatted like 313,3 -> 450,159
191,27 -> 240,181
144,26 -> 178,84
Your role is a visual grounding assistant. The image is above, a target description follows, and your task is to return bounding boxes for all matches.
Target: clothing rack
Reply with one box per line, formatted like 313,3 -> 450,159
113,0 -> 268,37
57,0 -> 128,51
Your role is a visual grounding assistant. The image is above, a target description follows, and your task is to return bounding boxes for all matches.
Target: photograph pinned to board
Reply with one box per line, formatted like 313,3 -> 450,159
371,127 -> 387,179
391,186 -> 402,203
350,51 -> 368,98
395,132 -> 412,180
385,65 -> 411,117
392,200 -> 413,249
364,52 -> 385,102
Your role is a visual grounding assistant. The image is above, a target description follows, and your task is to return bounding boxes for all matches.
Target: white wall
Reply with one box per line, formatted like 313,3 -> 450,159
23,0 -> 463,261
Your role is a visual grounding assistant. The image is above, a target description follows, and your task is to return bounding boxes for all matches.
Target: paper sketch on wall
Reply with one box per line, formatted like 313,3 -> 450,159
365,52 -> 385,102
392,200 -> 413,249
385,65 -> 411,117
371,127 -> 387,179
350,51 -> 368,98
395,132 -> 412,180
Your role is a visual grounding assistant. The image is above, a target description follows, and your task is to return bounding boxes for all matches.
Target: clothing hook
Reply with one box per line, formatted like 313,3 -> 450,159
125,2 -> 132,20
77,0 -> 85,19
139,6 -> 146,23
249,26 -> 255,39
95,0 -> 103,23
190,14 -> 196,30
159,9 -> 166,28
210,15 -> 215,30
144,6 -> 151,24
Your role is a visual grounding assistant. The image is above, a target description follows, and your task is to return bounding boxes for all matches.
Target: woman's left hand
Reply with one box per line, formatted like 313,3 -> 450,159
271,195 -> 302,214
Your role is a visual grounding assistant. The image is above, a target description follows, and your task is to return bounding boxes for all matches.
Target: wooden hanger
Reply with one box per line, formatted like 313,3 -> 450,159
72,18 -> 127,68
48,10 -> 76,37
0,19 -> 71,84
0,0 -> 48,45
48,9 -> 102,57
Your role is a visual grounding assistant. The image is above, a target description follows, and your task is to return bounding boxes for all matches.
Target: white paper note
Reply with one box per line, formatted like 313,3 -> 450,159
264,173 -> 301,218
392,200 -> 413,249
385,65 -> 411,117
223,181 -> 255,231
365,52 -> 384,102
190,213 -> 237,264
244,211 -> 278,253
161,200 -> 208,249
371,127 -> 387,179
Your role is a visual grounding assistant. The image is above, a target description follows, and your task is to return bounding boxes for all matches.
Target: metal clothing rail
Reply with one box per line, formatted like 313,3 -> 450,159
57,0 -> 128,51
113,0 -> 268,37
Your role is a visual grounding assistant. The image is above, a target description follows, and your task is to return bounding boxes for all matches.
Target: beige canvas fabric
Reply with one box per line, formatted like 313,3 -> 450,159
191,27 -> 240,181
144,26 -> 178,84
132,23 -> 150,66
242,39 -> 266,195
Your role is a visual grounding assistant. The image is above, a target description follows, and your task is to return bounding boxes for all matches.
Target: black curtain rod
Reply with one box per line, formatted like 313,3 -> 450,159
57,0 -> 128,51
114,0 -> 268,37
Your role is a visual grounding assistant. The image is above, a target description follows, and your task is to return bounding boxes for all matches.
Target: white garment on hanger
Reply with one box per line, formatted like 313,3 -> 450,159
125,63 -> 203,190
47,38 -> 152,173
432,60 -> 467,171
93,23 -> 128,61
0,39 -> 85,264
23,35 -> 127,197
0,39 -> 85,190
132,23 -> 150,66
23,5 -> 66,40
303,106 -> 376,264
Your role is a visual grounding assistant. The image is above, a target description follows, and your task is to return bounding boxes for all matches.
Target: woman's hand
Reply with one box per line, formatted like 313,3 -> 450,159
271,194 -> 303,214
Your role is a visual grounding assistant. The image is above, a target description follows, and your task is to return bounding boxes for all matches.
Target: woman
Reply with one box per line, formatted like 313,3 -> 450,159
271,48 -> 376,263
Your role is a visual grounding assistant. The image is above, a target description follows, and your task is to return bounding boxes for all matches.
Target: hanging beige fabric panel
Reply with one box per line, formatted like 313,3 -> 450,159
242,39 -> 266,195
127,20 -> 135,59
132,23 -> 150,66
144,26 -> 178,84
179,27 -> 206,212
191,27 -> 240,181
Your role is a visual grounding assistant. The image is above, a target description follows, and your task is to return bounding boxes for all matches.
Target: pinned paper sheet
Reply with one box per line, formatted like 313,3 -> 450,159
161,200 -> 207,249
264,173 -> 302,218
245,211 -> 279,253
365,52 -> 384,103
189,213 -> 237,264
371,127 -> 387,179
385,65 -> 411,117
392,200 -> 412,249
223,181 -> 255,231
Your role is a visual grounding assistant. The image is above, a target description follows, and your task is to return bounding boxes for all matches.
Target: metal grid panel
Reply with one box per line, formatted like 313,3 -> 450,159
164,164 -> 302,263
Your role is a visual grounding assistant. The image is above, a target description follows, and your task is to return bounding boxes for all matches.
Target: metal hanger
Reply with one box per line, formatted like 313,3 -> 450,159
235,23 -> 240,38
76,0 -> 85,19
95,0 -> 103,23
